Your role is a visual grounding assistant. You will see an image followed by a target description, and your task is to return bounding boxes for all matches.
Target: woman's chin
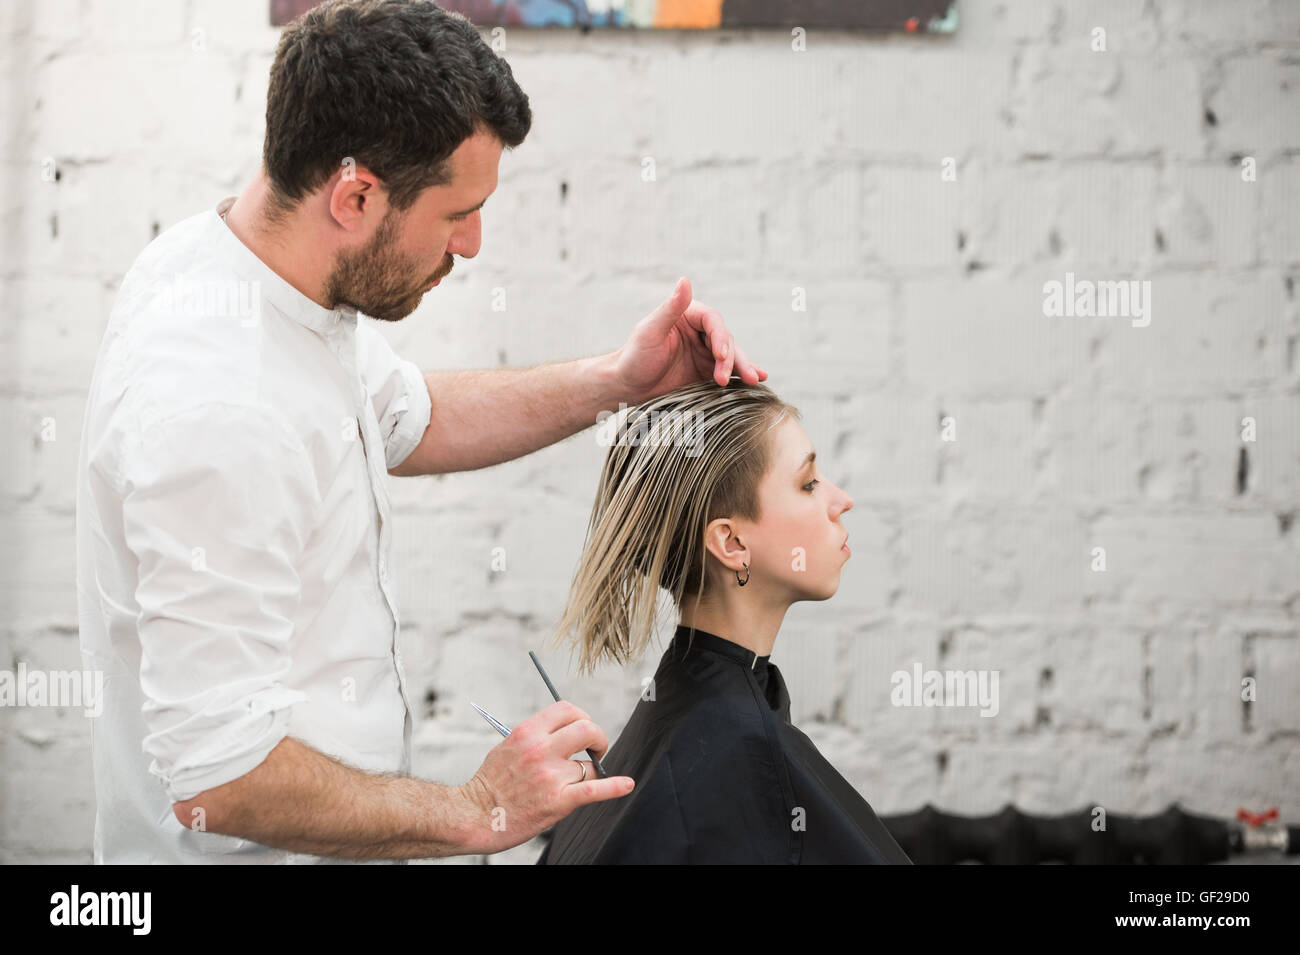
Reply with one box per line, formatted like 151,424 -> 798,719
823,567 -> 850,599
792,578 -> 841,602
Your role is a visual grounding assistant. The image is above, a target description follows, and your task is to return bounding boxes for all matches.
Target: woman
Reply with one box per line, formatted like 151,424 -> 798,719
537,379 -> 912,864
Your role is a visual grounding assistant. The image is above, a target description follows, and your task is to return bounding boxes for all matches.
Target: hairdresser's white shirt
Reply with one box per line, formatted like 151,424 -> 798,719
75,196 -> 432,863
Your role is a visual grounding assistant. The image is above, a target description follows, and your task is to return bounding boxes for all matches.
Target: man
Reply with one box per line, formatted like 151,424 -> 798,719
74,0 -> 765,863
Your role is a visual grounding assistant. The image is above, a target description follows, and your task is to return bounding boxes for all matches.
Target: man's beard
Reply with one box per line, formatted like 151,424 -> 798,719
323,209 -> 447,323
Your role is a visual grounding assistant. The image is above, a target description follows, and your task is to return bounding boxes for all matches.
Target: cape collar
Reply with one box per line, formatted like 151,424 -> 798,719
671,623 -> 770,671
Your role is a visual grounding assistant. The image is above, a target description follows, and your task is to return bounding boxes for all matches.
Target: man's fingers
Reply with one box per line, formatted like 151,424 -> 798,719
560,759 -> 595,786
720,333 -> 737,383
685,301 -> 726,353
670,276 -> 691,310
520,699 -> 590,736
684,302 -> 740,385
549,719 -> 609,762
733,344 -> 762,384
561,773 -> 635,811
643,277 -> 691,335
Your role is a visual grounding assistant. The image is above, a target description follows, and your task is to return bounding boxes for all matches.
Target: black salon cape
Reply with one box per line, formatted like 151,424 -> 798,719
537,625 -> 913,864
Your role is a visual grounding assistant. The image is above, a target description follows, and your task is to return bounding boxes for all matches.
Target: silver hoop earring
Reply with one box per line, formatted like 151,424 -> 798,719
736,562 -> 750,586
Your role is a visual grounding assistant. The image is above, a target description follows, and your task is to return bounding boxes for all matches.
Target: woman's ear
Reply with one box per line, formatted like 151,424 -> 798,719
702,517 -> 748,575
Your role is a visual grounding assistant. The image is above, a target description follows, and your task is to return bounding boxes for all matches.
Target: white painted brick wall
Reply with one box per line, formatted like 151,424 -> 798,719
1,0 -> 1297,864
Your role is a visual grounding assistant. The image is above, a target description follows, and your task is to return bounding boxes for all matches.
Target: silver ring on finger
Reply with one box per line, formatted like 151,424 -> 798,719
574,761 -> 587,784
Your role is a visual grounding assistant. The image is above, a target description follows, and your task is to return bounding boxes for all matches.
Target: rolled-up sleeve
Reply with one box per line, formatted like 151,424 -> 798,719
120,402 -> 319,803
356,319 -> 432,471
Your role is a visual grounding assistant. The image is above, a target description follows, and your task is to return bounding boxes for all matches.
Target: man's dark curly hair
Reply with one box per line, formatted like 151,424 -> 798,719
263,0 -> 531,221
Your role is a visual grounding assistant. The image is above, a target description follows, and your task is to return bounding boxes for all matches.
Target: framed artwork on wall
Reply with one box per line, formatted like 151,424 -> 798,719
271,0 -> 960,32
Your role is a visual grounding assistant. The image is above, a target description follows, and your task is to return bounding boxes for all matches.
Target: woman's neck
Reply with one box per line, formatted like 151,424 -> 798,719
677,590 -> 789,658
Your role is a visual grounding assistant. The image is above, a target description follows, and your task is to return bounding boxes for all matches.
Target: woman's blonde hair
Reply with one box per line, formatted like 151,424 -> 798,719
551,378 -> 801,674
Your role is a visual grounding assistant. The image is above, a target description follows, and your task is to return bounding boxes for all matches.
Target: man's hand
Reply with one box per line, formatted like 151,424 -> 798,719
612,277 -> 767,404
167,703 -> 632,860
456,700 -> 635,854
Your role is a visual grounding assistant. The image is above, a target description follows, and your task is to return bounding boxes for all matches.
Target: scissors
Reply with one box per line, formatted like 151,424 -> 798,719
469,700 -> 513,738
469,651 -> 608,778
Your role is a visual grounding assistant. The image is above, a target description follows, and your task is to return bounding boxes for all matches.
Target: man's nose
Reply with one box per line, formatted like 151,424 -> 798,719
447,210 -> 481,259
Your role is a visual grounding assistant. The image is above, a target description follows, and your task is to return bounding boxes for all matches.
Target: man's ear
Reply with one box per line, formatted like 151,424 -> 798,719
326,161 -> 388,233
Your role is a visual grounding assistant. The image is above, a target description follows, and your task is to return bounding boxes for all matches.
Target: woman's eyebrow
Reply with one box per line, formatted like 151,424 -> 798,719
797,450 -> 816,472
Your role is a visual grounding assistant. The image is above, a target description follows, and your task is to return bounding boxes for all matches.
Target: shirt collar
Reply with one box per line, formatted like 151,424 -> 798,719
214,196 -> 356,336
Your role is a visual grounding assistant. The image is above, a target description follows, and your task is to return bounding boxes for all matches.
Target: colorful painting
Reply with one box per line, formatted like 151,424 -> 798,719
272,0 -> 959,31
